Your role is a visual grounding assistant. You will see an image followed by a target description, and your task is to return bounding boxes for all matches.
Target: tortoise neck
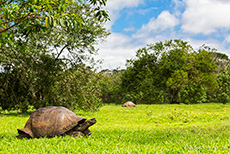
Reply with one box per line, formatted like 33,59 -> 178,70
77,121 -> 91,132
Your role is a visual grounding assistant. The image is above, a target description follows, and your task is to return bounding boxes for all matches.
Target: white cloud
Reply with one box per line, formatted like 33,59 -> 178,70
172,0 -> 185,16
103,0 -> 144,30
96,10 -> 181,70
106,0 -> 144,11
95,33 -> 141,69
185,38 -> 221,50
103,10 -> 119,30
136,7 -> 158,15
95,0 -> 230,70
123,26 -> 136,32
182,0 -> 230,34
225,35 -> 230,43
183,38 -> 230,59
134,11 -> 180,40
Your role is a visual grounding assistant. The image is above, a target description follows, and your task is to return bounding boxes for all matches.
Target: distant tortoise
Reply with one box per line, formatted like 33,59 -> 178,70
122,101 -> 137,107
16,106 -> 96,139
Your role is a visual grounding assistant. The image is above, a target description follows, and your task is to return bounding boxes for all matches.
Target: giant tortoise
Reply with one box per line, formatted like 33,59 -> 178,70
16,106 -> 96,139
122,101 -> 137,107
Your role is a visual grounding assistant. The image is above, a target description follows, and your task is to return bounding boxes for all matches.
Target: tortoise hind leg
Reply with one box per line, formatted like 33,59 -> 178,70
16,128 -> 33,139
16,133 -> 31,139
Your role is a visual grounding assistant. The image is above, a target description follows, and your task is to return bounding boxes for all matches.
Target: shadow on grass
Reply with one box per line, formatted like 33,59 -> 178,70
0,111 -> 33,117
0,133 -> 18,140
0,108 -> 90,117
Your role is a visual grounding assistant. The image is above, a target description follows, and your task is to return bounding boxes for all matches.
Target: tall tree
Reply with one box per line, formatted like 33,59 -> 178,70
178,48 -> 218,104
120,40 -> 218,104
215,69 -> 230,104
0,0 -> 109,111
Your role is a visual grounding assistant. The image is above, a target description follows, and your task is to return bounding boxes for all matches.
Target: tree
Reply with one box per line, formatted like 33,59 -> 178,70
99,69 -> 124,104
209,50 -> 229,72
0,0 -> 108,34
0,0 -> 109,111
0,54 -> 64,111
1,0 -> 109,63
215,69 -> 230,104
120,40 -> 219,104
158,40 -> 192,103
121,43 -> 163,104
52,65 -> 103,111
178,48 -> 218,104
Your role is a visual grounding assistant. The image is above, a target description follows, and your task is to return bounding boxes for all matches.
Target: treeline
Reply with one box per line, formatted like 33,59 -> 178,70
1,39 -> 230,112
101,40 -> 230,105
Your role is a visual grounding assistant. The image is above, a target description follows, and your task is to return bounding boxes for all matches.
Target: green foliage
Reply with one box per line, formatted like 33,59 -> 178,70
215,69 -> 230,104
1,104 -> 230,153
183,48 -> 218,87
53,66 -> 103,111
179,85 -> 207,104
120,40 -> 220,104
99,69 -> 124,104
167,70 -> 188,90
0,54 -> 62,111
0,63 -> 103,111
0,0 -> 109,111
121,43 -> 163,104
0,0 -> 109,33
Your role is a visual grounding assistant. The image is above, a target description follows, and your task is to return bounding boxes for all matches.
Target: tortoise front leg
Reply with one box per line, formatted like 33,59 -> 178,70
64,130 -> 84,137
72,131 -> 84,137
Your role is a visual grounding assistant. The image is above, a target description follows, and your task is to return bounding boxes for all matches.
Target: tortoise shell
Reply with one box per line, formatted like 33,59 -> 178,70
17,106 -> 86,138
122,101 -> 137,107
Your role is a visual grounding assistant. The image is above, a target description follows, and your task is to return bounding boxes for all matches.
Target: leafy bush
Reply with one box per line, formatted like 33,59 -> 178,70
53,66 -> 103,111
119,40 -> 220,104
0,64 -> 103,112
98,69 -> 124,104
179,85 -> 207,104
215,69 -> 230,104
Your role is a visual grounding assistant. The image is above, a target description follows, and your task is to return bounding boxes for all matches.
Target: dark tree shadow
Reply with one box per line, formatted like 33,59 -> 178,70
0,111 -> 33,117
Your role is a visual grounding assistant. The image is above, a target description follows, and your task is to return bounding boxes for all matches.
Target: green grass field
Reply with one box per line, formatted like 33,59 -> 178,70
1,104 -> 230,153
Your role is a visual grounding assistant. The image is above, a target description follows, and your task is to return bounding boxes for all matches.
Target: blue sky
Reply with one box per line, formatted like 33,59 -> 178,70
96,0 -> 230,70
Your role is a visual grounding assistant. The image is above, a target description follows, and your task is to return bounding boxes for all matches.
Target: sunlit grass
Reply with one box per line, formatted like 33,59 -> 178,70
1,104 -> 230,153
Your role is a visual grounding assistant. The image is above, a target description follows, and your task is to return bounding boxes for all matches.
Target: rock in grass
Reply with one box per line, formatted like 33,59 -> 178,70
16,106 -> 96,139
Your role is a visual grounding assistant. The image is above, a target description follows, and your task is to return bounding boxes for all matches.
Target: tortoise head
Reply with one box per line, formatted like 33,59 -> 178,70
74,118 -> 96,135
86,118 -> 96,125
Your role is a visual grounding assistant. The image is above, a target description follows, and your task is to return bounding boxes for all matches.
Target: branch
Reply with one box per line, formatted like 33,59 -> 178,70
0,0 -> 10,6
1,12 -> 33,25
59,57 -> 72,64
55,44 -> 68,60
0,17 -> 28,33
0,11 -> 40,34
0,14 -> 4,19
0,7 -> 44,34
0,0 -> 13,18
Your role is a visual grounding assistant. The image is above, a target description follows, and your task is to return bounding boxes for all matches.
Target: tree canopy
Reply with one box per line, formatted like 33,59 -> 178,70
0,0 -> 109,111
0,0 -> 109,33
117,40 -> 229,104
